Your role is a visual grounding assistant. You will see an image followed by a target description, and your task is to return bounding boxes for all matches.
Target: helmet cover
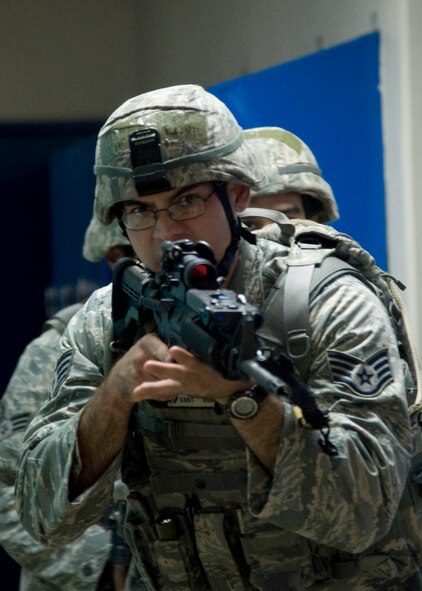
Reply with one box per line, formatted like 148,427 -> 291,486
82,210 -> 130,262
244,127 -> 339,223
94,85 -> 266,223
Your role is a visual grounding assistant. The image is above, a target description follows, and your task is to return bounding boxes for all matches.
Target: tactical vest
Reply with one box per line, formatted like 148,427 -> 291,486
123,398 -> 343,590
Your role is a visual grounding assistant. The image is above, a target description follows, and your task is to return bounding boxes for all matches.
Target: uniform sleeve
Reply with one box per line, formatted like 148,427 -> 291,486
15,286 -> 121,547
0,332 -> 59,556
247,275 -> 412,553
0,329 -> 112,589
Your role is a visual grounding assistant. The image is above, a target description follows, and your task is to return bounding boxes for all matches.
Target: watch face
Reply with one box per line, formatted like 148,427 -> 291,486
230,395 -> 259,419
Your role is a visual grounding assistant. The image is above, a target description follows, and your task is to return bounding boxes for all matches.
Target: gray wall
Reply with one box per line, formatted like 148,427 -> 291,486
0,0 -> 384,122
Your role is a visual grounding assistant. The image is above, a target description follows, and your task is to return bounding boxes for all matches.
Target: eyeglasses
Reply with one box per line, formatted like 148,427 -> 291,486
120,187 -> 217,231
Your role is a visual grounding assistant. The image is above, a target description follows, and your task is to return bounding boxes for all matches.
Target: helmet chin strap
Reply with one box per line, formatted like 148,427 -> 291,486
213,182 -> 243,279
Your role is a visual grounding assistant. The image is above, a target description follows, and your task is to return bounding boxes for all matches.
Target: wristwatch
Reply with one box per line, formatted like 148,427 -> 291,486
226,386 -> 268,419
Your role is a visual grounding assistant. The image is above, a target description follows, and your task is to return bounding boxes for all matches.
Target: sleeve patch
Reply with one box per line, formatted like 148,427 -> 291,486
327,349 -> 394,397
11,412 -> 31,432
50,349 -> 74,400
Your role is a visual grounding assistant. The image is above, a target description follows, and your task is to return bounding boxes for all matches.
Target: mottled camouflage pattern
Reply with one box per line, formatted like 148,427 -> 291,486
0,321 -> 112,590
82,208 -> 130,262
15,236 -> 422,589
244,127 -> 339,223
94,85 -> 266,224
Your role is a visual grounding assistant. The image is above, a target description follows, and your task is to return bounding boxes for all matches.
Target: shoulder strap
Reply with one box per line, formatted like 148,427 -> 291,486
260,254 -> 374,381
42,302 -> 84,335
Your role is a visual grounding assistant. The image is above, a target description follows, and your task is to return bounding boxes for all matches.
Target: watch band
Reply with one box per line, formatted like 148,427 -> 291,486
226,385 -> 268,419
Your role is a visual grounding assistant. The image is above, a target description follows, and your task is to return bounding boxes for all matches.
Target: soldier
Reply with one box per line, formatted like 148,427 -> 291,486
240,126 -> 338,229
0,216 -> 132,590
16,84 -> 422,589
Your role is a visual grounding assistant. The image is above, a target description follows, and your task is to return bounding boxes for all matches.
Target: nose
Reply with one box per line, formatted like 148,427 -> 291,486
152,209 -> 184,241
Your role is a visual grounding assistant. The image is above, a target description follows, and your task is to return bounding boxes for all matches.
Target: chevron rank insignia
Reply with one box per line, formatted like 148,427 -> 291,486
327,349 -> 393,396
50,349 -> 74,400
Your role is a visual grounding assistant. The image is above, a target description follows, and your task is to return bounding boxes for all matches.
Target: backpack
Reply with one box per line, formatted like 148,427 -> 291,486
246,215 -> 422,481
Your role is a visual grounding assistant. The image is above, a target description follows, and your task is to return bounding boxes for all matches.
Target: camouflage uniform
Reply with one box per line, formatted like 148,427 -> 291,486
243,126 -> 339,223
14,85 -> 422,589
15,234 -> 422,590
0,312 -> 112,590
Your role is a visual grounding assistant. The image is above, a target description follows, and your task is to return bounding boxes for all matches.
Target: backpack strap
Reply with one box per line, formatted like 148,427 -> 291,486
42,302 -> 84,335
282,263 -> 314,368
260,253 -> 374,381
288,255 -> 374,379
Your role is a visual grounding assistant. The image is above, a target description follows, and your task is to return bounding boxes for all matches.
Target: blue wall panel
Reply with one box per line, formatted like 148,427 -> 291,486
49,136 -> 111,312
209,32 -> 386,269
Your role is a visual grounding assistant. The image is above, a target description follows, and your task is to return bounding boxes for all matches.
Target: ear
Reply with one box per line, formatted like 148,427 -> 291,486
105,246 -> 126,269
228,183 -> 250,213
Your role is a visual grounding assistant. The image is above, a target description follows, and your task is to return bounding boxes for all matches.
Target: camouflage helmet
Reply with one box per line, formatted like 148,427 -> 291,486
244,127 -> 339,223
82,210 -> 130,262
94,84 -> 265,224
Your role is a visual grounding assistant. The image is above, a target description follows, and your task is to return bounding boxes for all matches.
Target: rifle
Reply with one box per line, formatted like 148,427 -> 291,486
111,239 -> 336,451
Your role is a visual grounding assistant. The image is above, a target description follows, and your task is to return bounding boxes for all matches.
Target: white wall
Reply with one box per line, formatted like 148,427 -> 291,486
0,0 -> 389,122
1,0 -> 421,348
408,0 -> 422,352
377,1 -> 422,350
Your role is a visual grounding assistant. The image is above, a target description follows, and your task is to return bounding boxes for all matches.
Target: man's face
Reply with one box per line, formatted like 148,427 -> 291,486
242,192 -> 307,230
121,182 -> 249,272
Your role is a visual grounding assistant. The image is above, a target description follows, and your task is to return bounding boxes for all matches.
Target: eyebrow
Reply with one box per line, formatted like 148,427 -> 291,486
125,183 -> 207,206
174,183 -> 204,197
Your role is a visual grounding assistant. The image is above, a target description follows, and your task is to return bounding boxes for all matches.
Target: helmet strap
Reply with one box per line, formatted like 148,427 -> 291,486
213,182 -> 243,278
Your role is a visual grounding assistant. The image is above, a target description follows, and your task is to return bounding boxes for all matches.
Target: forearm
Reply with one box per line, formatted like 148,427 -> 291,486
70,378 -> 134,499
230,394 -> 284,473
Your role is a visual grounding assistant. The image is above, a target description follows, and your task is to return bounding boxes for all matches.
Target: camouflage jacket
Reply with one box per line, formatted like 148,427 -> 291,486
15,238 -> 422,590
0,318 -> 112,590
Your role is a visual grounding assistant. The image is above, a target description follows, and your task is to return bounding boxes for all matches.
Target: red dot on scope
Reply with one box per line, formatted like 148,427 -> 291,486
188,264 -> 216,288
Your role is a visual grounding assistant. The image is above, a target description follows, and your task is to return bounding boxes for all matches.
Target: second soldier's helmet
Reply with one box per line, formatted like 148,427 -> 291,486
244,127 -> 339,223
94,84 -> 265,224
82,210 -> 131,262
